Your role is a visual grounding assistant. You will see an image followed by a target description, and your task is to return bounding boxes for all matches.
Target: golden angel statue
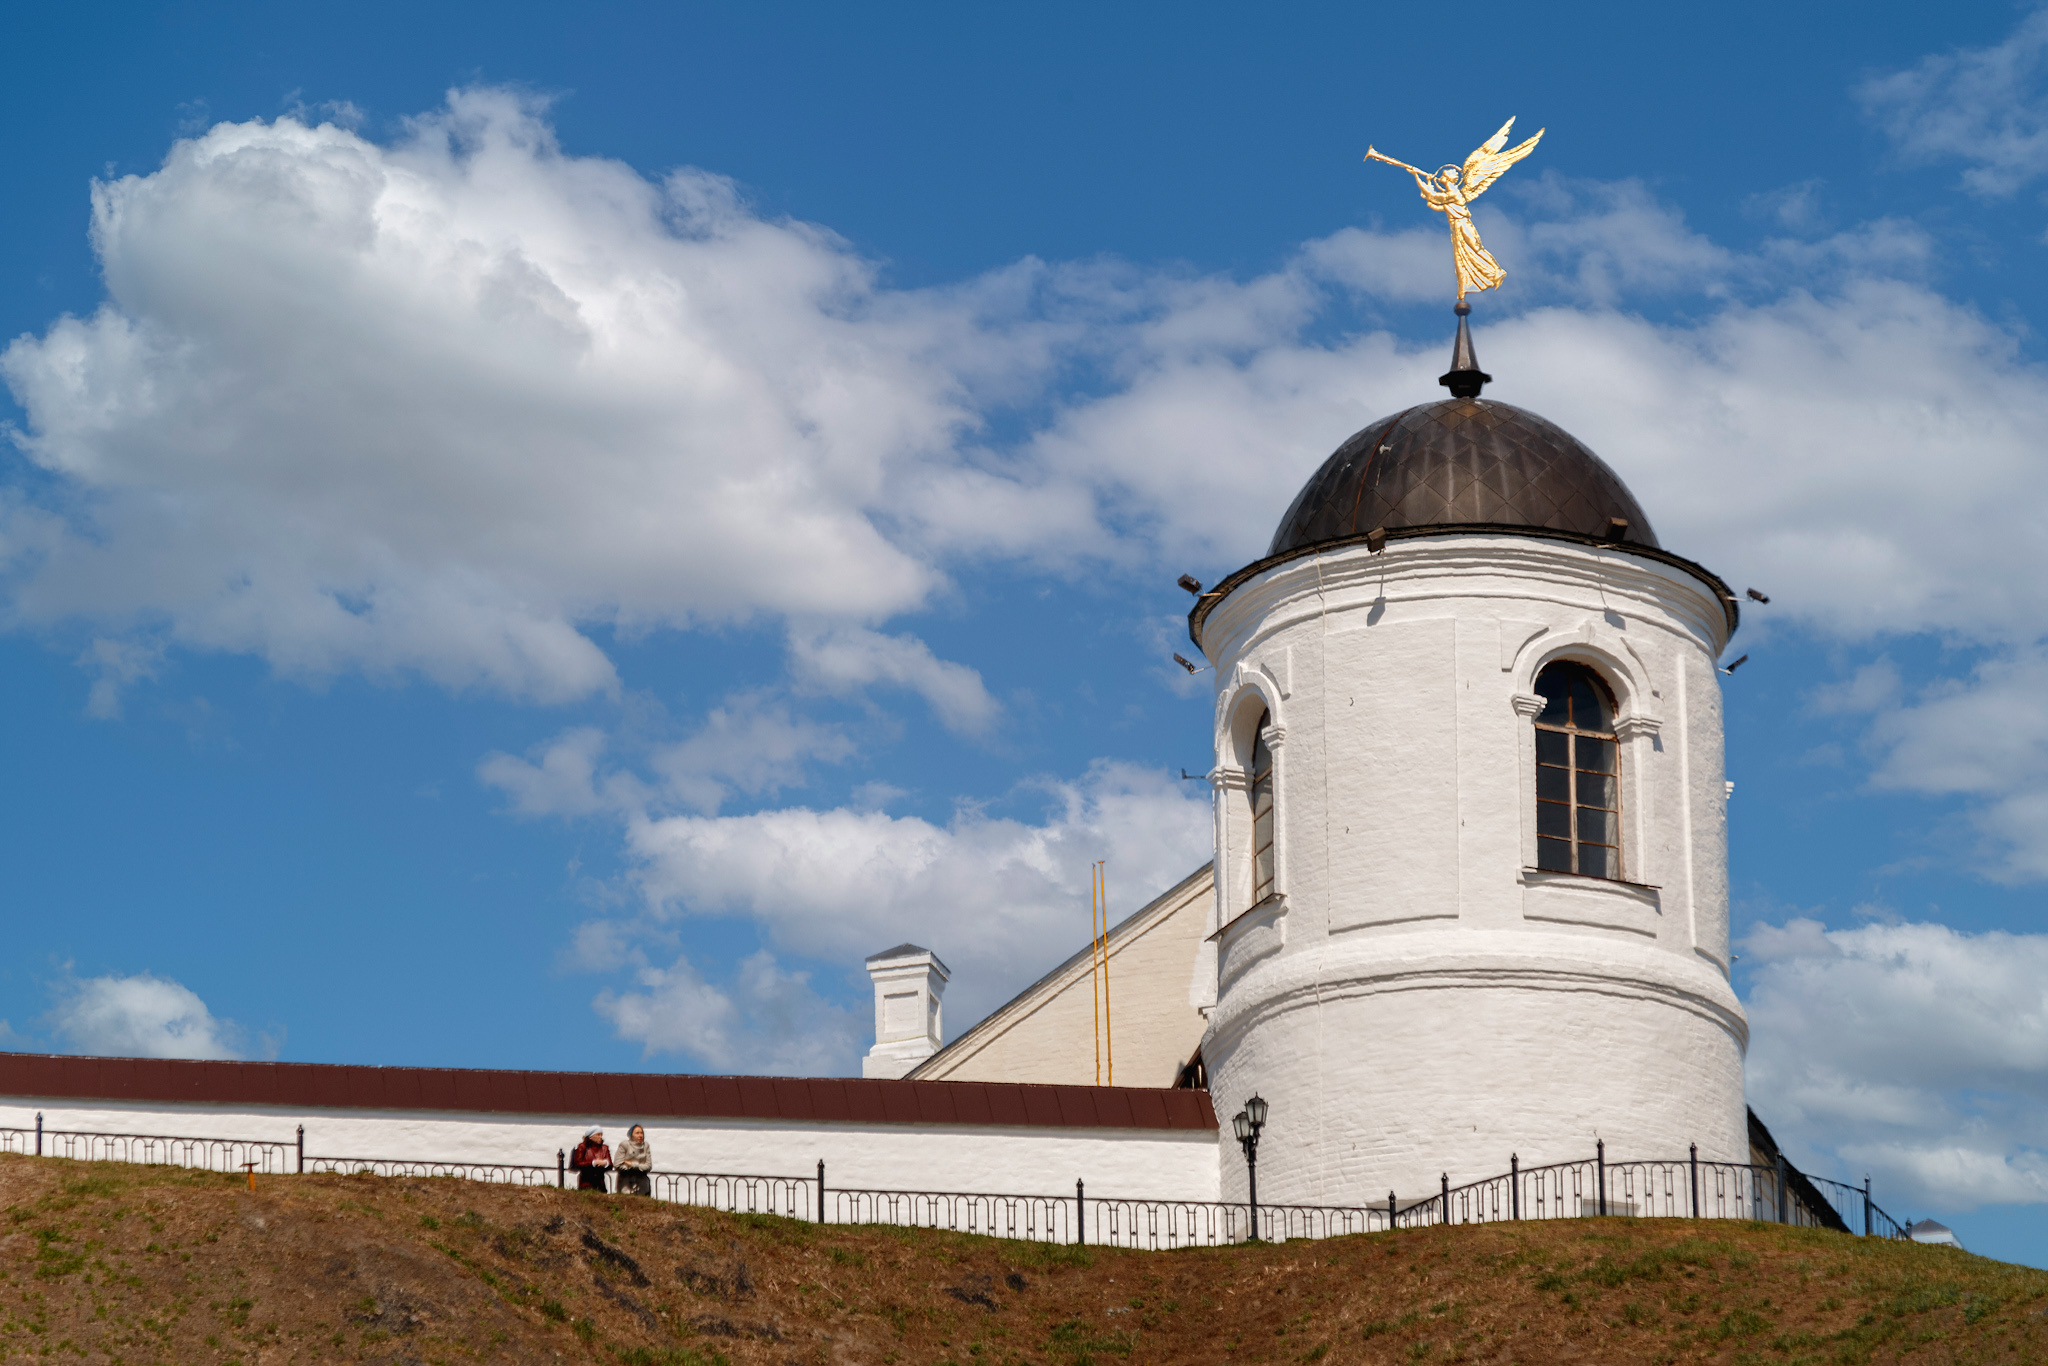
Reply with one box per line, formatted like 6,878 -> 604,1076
1365,118 -> 1545,302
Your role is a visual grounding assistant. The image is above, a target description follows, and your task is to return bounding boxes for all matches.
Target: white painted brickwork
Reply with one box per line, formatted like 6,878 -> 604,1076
862,946 -> 950,1080
0,1098 -> 1219,1201
1198,533 -> 1747,1206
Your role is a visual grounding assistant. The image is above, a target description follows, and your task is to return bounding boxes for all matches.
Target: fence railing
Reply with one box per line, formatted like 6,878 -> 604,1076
652,1170 -> 814,1221
833,1186 -> 1073,1243
3,1114 -> 1913,1248
1110,1198 -> 1396,1248
1804,1172 -> 1910,1239
1424,1144 -> 1852,1234
3,1123 -> 296,1176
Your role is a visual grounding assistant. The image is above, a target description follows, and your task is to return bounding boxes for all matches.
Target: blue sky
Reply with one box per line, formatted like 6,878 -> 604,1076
3,2 -> 2048,1264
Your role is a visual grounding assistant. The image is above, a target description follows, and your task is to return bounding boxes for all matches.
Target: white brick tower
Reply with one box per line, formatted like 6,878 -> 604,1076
1190,333 -> 1747,1208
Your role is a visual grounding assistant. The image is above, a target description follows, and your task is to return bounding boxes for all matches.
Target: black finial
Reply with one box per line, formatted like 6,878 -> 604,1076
1439,301 -> 1492,399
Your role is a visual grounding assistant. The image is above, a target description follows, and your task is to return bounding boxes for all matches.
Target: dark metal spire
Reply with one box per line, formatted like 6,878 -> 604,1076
1438,301 -> 1492,398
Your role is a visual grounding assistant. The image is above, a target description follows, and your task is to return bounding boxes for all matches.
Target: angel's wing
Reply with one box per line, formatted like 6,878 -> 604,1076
1461,117 -> 1545,199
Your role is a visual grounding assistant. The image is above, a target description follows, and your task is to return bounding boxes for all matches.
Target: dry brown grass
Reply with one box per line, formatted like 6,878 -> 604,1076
2,1151 -> 2043,1364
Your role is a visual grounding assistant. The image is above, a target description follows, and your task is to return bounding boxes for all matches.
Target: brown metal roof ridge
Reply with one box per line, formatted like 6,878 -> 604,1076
0,1053 -> 1216,1131
1187,524 -> 1740,649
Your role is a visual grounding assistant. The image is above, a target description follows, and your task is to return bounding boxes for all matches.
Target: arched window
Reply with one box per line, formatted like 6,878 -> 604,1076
1249,712 -> 1275,906
1533,662 -> 1621,880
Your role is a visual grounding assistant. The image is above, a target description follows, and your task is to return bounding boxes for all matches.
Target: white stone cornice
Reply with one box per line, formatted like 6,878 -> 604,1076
1211,766 -> 1250,792
1195,535 -> 1732,664
1510,692 -> 1547,719
1206,931 -> 1750,1055
1614,715 -> 1663,741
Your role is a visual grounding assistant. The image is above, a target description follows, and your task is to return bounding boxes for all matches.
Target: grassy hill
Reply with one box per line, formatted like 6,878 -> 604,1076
2,1152 -> 2042,1364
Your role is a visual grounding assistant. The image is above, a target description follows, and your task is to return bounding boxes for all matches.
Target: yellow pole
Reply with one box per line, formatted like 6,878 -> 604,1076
1101,861 -> 1112,1086
1091,862 -> 1102,1085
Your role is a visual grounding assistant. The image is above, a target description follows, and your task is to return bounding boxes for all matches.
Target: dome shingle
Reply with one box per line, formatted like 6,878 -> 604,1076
1269,398 -> 1656,556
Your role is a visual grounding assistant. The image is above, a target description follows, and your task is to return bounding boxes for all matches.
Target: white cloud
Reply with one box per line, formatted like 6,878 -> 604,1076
619,760 -> 1212,1023
561,919 -> 644,974
1,89 -> 1029,701
649,695 -> 857,813
1742,918 -> 2048,1211
1807,658 -> 1903,718
6,87 -> 2046,710
850,780 -> 909,810
487,714 -> 1211,1046
478,725 -> 614,817
1030,274 -> 2048,648
787,625 -> 999,736
1860,10 -> 2048,198
45,972 -> 243,1060
75,636 -> 163,719
481,694 -> 857,819
1783,647 -> 2048,880
1857,650 -> 2048,880
504,745 -> 1211,1045
1743,180 -> 1830,234
1490,176 -> 1738,306
593,949 -> 857,1074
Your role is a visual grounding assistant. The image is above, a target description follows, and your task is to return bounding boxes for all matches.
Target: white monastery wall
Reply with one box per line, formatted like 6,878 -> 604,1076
1196,533 -> 1747,1204
0,1096 -> 1219,1202
911,866 -> 1213,1089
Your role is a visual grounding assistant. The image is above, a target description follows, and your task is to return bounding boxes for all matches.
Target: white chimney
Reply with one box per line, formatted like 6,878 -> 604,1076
862,944 -> 950,1079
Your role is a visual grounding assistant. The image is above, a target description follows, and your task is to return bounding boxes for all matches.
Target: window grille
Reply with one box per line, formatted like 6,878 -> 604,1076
1249,715 -> 1275,906
1533,662 -> 1621,880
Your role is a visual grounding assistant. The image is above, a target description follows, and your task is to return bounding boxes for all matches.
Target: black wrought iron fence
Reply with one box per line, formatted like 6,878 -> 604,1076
1090,1194 -> 1237,1248
3,1112 -> 1915,1248
1698,1159 -> 1776,1222
2,1123 -> 295,1176
1803,1173 -> 1910,1239
1422,1144 -> 1855,1234
650,1171 -> 813,1221
831,1186 -> 1072,1243
1080,1191 -> 1402,1249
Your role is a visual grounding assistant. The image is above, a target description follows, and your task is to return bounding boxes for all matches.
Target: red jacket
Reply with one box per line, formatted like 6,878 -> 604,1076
570,1140 -> 611,1170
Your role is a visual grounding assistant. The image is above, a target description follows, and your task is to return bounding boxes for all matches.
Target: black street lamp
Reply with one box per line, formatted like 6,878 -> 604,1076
1232,1093 -> 1269,1240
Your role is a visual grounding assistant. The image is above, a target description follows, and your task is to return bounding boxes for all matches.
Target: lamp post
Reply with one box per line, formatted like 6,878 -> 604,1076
1232,1093 -> 1269,1241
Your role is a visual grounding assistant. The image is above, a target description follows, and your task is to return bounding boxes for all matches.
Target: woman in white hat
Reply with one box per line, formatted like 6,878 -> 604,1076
568,1126 -> 612,1191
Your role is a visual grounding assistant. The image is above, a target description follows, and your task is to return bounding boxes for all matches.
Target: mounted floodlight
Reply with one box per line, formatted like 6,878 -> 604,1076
1607,517 -> 1631,542
1721,654 -> 1749,674
1177,574 -> 1203,596
1364,526 -> 1388,554
1172,653 -> 1200,674
1746,588 -> 1771,604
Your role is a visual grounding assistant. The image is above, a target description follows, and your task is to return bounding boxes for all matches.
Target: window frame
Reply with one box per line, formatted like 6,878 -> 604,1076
1248,711 -> 1276,910
1531,662 -> 1624,882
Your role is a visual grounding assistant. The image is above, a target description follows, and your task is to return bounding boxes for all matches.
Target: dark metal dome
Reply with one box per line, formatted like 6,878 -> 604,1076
1268,398 -> 1658,556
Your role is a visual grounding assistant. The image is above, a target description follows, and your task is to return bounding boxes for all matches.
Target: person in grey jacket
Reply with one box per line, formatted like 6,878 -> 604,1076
615,1124 -> 653,1196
